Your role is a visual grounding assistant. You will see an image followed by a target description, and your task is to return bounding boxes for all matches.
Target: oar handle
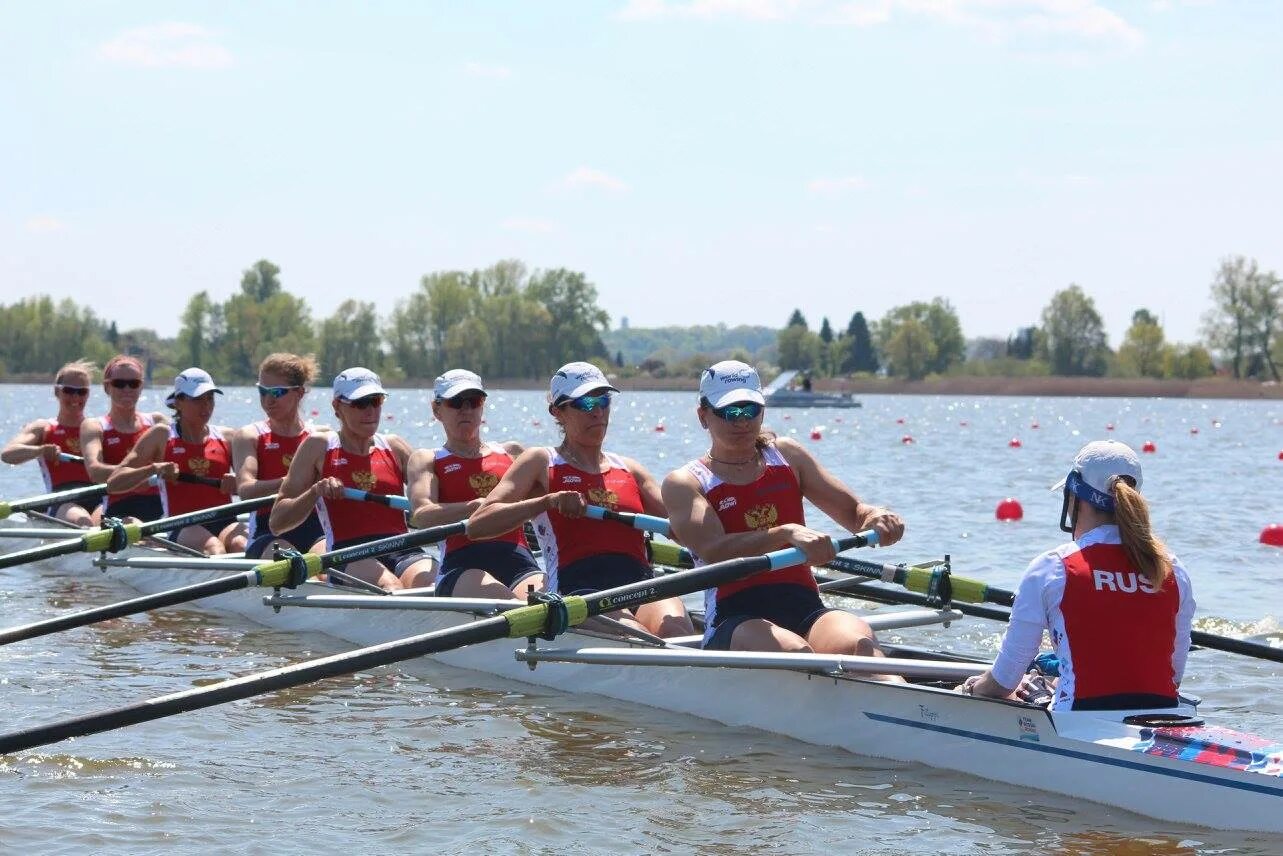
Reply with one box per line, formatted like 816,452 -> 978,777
58,453 -> 85,464
176,473 -> 225,489
584,505 -> 671,536
341,488 -> 410,511
825,555 -> 1014,607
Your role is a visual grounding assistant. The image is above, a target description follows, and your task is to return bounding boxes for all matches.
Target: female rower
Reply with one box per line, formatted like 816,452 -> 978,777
959,441 -> 1195,710
662,360 -> 905,656
407,369 -> 541,599
2,360 -> 101,526
469,361 -> 693,638
233,353 -> 326,559
107,368 -> 246,554
270,367 -> 435,591
79,355 -> 169,523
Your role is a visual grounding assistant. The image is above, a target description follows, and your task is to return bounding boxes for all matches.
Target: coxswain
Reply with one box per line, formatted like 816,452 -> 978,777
270,367 -> 435,591
79,354 -> 169,523
469,361 -> 693,638
2,360 -> 101,526
107,368 -> 246,554
407,369 -> 542,599
233,353 -> 327,559
958,441 -> 1195,710
662,360 -> 905,658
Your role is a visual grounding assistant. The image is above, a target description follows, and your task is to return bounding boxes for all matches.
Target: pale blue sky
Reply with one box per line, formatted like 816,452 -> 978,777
3,1 -> 1280,346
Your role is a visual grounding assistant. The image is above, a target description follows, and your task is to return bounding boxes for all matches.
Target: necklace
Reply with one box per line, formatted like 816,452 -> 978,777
559,443 -> 601,472
706,450 -> 760,466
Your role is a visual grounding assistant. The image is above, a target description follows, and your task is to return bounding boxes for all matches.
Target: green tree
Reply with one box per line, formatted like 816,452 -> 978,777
1039,285 -> 1109,376
526,268 -> 611,372
319,300 -> 383,378
841,311 -> 879,374
787,309 -> 808,329
221,261 -> 314,379
1244,268 -> 1282,381
777,324 -> 822,371
176,291 -> 227,376
239,259 -> 283,302
1201,256 -> 1258,379
1164,344 -> 1216,380
875,299 -> 964,375
385,290 -> 436,379
1117,309 -> 1167,378
884,317 -> 937,380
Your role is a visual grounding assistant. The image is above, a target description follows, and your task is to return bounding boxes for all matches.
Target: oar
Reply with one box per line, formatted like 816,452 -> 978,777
0,531 -> 877,754
341,488 -> 410,511
0,496 -> 275,571
0,483 -> 111,521
59,453 -> 84,464
585,505 -> 670,535
0,522 -> 467,647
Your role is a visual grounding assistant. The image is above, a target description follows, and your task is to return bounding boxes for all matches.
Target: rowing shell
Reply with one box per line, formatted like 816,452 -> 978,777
7,522 -> 1282,832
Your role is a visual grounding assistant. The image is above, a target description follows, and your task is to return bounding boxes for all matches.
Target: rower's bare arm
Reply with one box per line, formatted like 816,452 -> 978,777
269,435 -> 326,535
625,457 -> 668,519
1,421 -> 52,465
406,449 -> 480,528
79,418 -> 111,483
232,425 -> 274,499
778,438 -> 904,547
387,435 -> 415,473
500,440 -> 525,457
467,448 -> 552,540
106,425 -> 171,493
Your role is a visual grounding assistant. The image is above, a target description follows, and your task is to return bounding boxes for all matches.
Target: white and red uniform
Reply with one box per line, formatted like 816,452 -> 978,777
685,445 -> 827,647
532,448 -> 647,594
37,418 -> 90,491
99,413 -> 159,503
159,423 -> 233,517
315,433 -> 407,548
244,421 -> 312,543
993,525 -> 1195,711
433,443 -> 528,559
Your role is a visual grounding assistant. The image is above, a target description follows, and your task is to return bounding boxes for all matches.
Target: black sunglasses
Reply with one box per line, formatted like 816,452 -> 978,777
342,394 -> 386,410
257,384 -> 300,399
57,385 -> 90,396
443,395 -> 486,410
108,378 -> 143,390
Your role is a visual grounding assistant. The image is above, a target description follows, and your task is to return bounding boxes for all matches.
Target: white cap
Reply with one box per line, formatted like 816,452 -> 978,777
699,360 -> 765,408
549,361 -> 618,405
332,367 -> 386,401
1051,440 -> 1143,511
434,369 -> 485,400
166,367 -> 223,405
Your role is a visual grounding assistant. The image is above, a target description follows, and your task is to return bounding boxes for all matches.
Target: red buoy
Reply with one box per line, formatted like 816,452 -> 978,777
1277,451 -> 1283,461
959,420 -> 969,427
896,417 -> 906,425
310,409 -> 319,417
1030,421 -> 1040,429
1190,426 -> 1200,435
654,423 -> 665,432
1008,437 -> 1022,449
1106,422 -> 1115,431
810,428 -> 823,441
901,435 -> 914,445
1260,525 -> 1283,547
995,498 -> 1024,521
1141,440 -> 1157,453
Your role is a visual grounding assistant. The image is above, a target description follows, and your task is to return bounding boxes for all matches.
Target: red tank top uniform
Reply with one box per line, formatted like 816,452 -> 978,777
38,418 -> 91,491
532,448 -> 648,593
245,420 -> 311,542
159,422 -> 233,516
433,443 -> 528,559
685,444 -> 813,632
316,433 -> 407,548
100,413 -> 159,502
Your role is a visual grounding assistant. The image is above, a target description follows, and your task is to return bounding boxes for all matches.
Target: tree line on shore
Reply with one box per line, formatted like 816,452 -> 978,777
0,255 -> 1277,385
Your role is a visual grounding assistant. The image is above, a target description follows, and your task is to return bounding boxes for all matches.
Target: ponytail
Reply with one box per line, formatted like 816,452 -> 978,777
1111,477 -> 1171,589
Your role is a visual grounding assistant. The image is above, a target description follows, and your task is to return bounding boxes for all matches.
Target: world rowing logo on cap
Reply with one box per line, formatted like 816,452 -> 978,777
721,369 -> 751,383
188,457 -> 211,477
588,487 -> 619,509
744,503 -> 778,530
469,472 -> 499,497
352,470 -> 377,491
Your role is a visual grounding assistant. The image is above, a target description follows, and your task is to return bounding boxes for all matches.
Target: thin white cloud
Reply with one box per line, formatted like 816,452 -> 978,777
97,22 -> 233,69
806,175 -> 869,195
464,61 -> 513,80
501,217 -> 558,233
621,0 -> 1144,47
25,216 -> 66,234
561,167 -> 630,192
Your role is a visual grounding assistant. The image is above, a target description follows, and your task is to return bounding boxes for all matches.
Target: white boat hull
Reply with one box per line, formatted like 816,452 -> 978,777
27,543 -> 1283,833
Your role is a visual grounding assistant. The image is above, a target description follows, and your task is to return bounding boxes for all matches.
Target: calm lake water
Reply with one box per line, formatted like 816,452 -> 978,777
1,384 -> 1280,854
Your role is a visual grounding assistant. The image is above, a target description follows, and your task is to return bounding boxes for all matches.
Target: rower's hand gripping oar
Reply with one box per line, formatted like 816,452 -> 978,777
0,494 -> 274,571
0,531 -> 877,754
584,505 -> 670,536
0,521 -> 468,647
0,481 -> 118,521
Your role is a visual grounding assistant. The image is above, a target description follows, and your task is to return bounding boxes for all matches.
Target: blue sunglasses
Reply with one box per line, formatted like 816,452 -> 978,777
711,402 -> 763,421
562,393 -> 612,413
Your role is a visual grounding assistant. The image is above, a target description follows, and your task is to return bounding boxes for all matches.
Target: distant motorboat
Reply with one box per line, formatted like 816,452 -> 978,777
763,370 -> 862,409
